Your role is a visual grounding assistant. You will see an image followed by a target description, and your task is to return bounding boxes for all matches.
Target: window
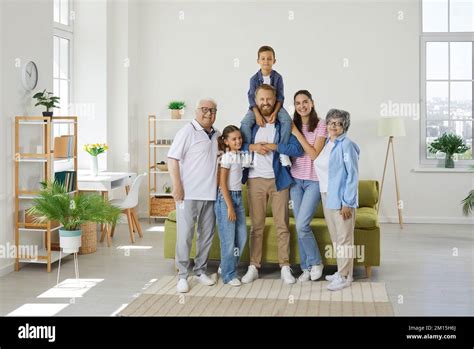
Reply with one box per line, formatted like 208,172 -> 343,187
421,0 -> 474,166
53,0 -> 73,119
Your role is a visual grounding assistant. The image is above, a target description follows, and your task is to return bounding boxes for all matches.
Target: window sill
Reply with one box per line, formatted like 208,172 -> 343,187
412,167 -> 474,173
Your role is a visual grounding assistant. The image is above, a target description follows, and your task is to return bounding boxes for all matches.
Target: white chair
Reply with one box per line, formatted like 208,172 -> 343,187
101,173 -> 146,246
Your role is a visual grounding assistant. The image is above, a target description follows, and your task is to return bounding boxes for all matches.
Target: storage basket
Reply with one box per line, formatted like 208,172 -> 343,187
150,196 -> 175,218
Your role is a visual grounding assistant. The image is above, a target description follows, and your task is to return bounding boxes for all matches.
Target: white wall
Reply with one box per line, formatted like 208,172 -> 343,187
106,0 -> 130,173
0,0 -> 53,276
73,0 -> 108,170
135,0 -> 472,223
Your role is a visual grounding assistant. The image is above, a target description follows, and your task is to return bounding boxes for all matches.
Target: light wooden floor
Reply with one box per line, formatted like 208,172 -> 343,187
0,220 -> 472,316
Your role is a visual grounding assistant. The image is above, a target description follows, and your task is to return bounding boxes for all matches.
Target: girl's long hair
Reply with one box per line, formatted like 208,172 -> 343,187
293,90 -> 319,133
218,125 -> 241,152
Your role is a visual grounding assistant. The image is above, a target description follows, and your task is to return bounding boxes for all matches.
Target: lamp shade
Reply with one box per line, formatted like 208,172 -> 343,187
377,117 -> 406,137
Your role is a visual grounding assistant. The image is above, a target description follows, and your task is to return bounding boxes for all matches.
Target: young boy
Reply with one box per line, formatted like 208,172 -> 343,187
241,45 -> 292,166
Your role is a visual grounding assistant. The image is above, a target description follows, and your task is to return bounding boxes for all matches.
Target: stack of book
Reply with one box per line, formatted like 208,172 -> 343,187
54,171 -> 76,192
53,136 -> 75,158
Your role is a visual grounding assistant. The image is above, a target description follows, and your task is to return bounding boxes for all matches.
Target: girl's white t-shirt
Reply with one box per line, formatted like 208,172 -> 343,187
220,151 -> 243,191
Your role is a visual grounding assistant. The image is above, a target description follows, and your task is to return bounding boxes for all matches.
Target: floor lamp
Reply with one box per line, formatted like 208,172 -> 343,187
377,117 -> 406,229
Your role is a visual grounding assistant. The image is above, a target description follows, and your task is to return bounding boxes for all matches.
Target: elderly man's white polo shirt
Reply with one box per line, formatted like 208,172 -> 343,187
167,119 -> 220,201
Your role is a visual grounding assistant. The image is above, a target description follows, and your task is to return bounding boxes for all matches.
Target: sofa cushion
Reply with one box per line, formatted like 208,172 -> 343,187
358,180 -> 379,208
354,207 -> 379,229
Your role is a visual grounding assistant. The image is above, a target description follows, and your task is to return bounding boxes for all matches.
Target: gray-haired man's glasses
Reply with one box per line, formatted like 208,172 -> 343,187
199,107 -> 217,115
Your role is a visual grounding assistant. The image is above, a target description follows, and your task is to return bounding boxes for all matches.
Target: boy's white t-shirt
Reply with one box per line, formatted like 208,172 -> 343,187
262,75 -> 271,85
249,124 -> 275,179
220,152 -> 243,191
314,140 -> 335,193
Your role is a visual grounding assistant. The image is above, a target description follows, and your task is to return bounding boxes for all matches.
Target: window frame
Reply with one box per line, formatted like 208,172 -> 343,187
420,0 -> 474,168
53,0 -> 74,118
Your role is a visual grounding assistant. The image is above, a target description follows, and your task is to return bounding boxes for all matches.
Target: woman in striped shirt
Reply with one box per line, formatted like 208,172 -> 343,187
289,90 -> 327,282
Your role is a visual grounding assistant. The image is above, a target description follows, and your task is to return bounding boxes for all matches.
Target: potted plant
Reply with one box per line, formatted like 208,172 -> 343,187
84,143 -> 108,176
33,89 -> 60,118
461,190 -> 473,216
168,101 -> 186,119
428,133 -> 470,168
27,181 -> 121,253
163,183 -> 172,194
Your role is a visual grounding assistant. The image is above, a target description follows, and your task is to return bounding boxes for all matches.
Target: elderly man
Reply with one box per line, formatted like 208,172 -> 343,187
168,98 -> 220,293
240,84 -> 304,285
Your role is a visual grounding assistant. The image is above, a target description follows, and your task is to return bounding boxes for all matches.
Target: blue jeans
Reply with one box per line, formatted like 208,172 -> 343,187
215,190 -> 248,283
290,179 -> 322,270
240,108 -> 292,144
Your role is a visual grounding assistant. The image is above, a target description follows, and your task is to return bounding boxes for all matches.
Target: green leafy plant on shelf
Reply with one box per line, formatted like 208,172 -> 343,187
461,190 -> 474,216
33,89 -> 60,116
428,133 -> 470,168
27,181 -> 121,231
168,101 -> 186,110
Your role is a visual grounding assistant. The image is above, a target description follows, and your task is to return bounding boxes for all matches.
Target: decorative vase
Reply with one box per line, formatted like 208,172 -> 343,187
445,153 -> 454,168
90,155 -> 98,176
59,229 -> 82,253
171,109 -> 182,119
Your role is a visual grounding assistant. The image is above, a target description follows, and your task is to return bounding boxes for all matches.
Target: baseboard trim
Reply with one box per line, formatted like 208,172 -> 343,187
379,216 -> 474,225
0,261 -> 15,277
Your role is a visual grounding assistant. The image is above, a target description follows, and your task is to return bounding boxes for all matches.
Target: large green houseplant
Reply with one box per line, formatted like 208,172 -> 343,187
428,133 -> 470,168
27,181 -> 121,253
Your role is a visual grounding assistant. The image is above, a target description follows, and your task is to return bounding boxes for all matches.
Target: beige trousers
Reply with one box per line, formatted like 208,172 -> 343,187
247,178 -> 290,268
321,193 -> 355,278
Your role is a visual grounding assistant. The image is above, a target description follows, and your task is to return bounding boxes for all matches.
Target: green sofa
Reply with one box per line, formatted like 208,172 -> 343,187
164,180 -> 380,278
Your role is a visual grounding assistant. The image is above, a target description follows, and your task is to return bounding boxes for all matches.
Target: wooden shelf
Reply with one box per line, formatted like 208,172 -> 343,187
19,248 -> 71,264
14,116 -> 78,273
148,118 -> 190,122
150,144 -> 171,148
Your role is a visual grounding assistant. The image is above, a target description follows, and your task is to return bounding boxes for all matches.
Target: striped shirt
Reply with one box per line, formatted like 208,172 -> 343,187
291,120 -> 327,181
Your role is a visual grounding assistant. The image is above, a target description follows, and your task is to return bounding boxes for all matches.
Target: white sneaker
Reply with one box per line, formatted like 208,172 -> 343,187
241,265 -> 259,284
177,278 -> 189,293
325,271 -> 340,282
279,154 -> 292,167
227,278 -> 242,287
218,266 -> 222,275
196,273 -> 216,286
327,274 -> 352,291
298,269 -> 311,282
325,271 -> 353,283
310,264 -> 324,281
281,266 -> 296,284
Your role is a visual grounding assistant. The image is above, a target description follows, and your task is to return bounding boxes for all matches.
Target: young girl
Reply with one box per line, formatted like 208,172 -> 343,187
215,125 -> 247,286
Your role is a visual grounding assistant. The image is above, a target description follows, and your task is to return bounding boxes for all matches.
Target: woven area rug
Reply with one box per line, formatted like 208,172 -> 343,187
119,275 -> 394,316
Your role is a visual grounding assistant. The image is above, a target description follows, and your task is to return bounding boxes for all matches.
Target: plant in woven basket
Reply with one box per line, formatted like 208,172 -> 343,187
168,101 -> 186,110
428,133 -> 470,168
168,101 -> 186,119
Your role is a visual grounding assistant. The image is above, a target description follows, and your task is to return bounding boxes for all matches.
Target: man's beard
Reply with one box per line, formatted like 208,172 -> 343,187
259,104 -> 274,117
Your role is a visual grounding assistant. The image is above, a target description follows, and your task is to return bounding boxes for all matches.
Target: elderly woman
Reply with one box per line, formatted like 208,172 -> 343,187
314,109 -> 359,291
